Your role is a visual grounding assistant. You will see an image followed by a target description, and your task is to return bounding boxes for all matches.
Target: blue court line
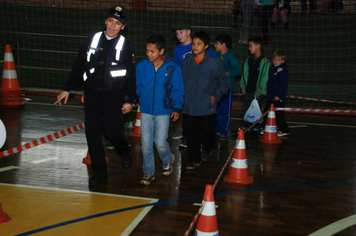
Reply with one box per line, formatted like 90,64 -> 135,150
16,180 -> 356,235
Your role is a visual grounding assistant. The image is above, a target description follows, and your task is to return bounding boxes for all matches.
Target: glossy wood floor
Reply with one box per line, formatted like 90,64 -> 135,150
1,94 -> 356,235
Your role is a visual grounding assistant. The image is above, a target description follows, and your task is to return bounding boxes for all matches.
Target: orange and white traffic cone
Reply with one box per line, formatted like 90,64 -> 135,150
130,105 -> 141,138
82,150 -> 109,165
0,198 -> 11,224
224,129 -> 253,184
0,45 -> 22,106
195,185 -> 219,236
259,104 -> 282,144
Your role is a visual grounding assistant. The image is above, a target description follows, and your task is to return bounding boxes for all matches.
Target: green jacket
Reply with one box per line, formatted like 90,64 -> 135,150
240,55 -> 270,96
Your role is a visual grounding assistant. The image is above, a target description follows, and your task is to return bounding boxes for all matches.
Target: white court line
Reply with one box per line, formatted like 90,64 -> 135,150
308,214 -> 356,236
289,125 -> 308,128
31,157 -> 59,164
0,166 -> 18,173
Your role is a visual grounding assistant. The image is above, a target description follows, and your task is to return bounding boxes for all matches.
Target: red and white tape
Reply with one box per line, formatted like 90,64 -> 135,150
0,123 -> 85,158
276,108 -> 356,115
287,95 -> 356,105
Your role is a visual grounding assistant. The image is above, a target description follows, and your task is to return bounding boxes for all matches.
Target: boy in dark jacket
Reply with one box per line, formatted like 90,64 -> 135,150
136,35 -> 185,185
262,50 -> 290,136
180,31 -> 230,169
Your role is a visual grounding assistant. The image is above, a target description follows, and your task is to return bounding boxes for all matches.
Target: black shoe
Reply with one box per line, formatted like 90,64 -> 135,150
284,22 -> 290,29
179,140 -> 187,148
201,151 -> 212,161
270,22 -> 276,28
89,174 -> 108,186
186,162 -> 201,170
121,152 -> 132,169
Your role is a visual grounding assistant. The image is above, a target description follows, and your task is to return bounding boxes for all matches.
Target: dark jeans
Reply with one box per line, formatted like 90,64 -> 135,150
301,0 -> 317,11
84,88 -> 130,176
241,92 -> 264,129
183,114 -> 215,163
262,100 -> 290,133
261,5 -> 274,42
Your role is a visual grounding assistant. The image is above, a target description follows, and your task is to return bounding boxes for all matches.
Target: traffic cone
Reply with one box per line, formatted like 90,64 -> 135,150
82,150 -> 109,165
195,185 -> 218,236
224,129 -> 253,184
130,105 -> 141,138
0,45 -> 22,106
0,198 -> 11,224
259,104 -> 282,144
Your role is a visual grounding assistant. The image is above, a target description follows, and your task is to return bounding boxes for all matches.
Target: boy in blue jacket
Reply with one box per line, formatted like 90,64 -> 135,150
262,50 -> 290,136
180,31 -> 230,169
214,34 -> 242,141
136,35 -> 185,185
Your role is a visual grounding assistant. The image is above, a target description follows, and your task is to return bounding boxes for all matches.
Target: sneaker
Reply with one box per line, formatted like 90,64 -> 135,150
186,162 -> 201,170
215,132 -> 221,136
277,131 -> 290,137
260,130 -> 264,135
201,151 -> 212,161
162,154 -> 175,176
179,140 -> 187,148
252,127 -> 259,132
140,173 -> 155,186
219,135 -> 228,141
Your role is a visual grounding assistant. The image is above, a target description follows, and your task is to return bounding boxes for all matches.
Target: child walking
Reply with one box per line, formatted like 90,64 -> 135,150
136,35 -> 185,185
240,37 -> 270,131
180,31 -> 230,169
262,50 -> 290,136
214,34 -> 242,141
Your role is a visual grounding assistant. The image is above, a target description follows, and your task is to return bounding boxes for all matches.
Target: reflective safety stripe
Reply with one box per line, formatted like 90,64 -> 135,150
231,158 -> 248,168
110,69 -> 127,77
83,72 -> 87,81
115,35 -> 125,61
201,201 -> 216,216
268,111 -> 276,118
135,119 -> 141,126
2,70 -> 18,79
236,139 -> 245,149
264,125 -> 277,133
87,32 -> 102,62
195,230 -> 219,236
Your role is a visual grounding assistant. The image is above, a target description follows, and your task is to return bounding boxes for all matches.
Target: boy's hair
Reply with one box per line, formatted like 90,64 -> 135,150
273,50 -> 286,60
215,34 -> 232,49
248,37 -> 263,47
192,31 -> 210,50
146,35 -> 165,51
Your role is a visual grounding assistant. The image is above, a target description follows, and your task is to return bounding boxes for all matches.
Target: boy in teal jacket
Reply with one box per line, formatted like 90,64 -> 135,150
214,34 -> 242,141
240,37 -> 270,131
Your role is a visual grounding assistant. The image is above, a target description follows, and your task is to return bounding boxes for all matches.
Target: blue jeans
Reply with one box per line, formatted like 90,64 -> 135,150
141,113 -> 173,176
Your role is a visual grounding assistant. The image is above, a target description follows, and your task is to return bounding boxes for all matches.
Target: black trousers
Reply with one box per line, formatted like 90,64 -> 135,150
84,88 -> 130,176
301,0 -> 317,11
261,5 -> 274,42
262,100 -> 290,133
183,114 -> 215,164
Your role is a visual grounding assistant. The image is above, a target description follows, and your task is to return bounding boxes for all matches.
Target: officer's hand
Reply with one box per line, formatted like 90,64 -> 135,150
54,91 -> 69,106
122,103 -> 133,114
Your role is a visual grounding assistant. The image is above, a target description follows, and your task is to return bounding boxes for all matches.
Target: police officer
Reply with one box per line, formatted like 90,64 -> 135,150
55,5 -> 137,186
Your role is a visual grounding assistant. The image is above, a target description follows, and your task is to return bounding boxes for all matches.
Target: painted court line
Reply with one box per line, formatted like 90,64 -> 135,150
0,166 -> 18,173
308,214 -> 356,236
30,157 -> 58,164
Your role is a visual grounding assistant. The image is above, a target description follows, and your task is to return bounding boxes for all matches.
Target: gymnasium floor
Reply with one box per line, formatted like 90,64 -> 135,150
0,94 -> 356,235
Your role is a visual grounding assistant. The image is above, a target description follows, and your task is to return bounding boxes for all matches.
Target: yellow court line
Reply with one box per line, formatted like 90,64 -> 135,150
0,183 -> 158,236
308,214 -> 356,236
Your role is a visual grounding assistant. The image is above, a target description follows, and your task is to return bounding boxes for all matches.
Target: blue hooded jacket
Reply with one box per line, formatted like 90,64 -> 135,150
180,54 -> 230,116
136,55 -> 185,115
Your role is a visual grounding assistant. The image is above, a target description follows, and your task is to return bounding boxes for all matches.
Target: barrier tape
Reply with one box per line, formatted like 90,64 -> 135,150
0,123 -> 85,158
234,93 -> 356,106
276,107 -> 356,115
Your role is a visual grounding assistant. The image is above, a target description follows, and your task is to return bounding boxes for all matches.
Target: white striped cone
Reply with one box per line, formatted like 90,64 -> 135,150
0,119 -> 6,149
224,129 -> 253,184
259,104 -> 282,144
130,105 -> 141,138
0,44 -> 22,105
195,185 -> 219,236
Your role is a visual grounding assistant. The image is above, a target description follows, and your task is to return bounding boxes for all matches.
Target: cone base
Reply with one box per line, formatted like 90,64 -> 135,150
258,138 -> 282,144
130,133 -> 141,138
224,175 -> 253,184
0,212 -> 11,224
82,157 -> 109,165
